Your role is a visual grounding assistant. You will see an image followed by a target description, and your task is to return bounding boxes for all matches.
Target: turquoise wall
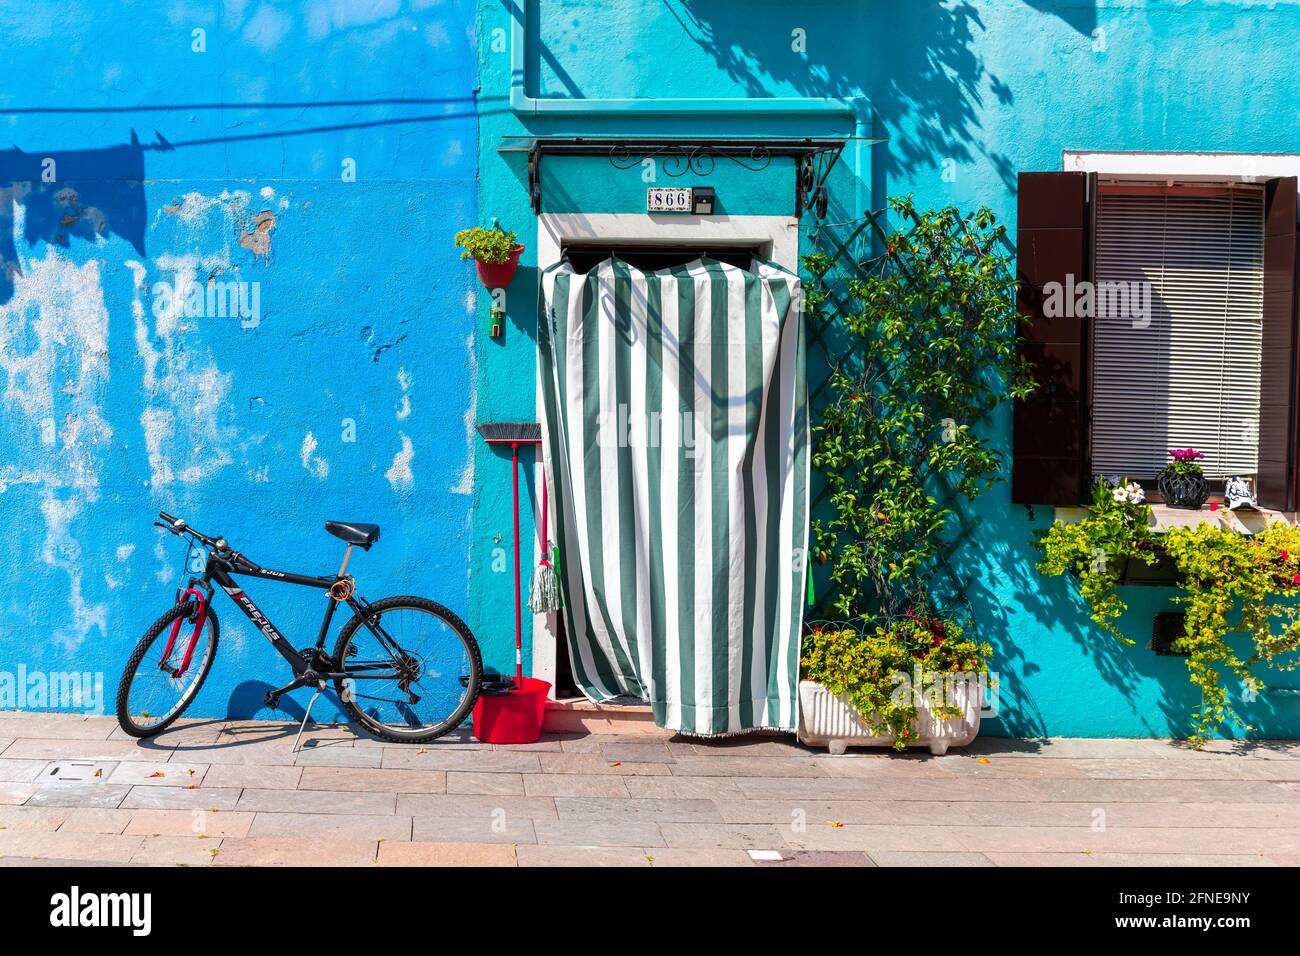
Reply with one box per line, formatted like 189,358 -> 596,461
0,1 -> 478,722
471,0 -> 1300,738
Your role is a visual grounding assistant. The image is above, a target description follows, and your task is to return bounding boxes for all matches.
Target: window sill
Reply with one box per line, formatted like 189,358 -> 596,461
1053,504 -> 1293,535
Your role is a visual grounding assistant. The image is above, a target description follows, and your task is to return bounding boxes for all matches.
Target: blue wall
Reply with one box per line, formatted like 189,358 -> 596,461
471,0 -> 1300,738
7,0 -> 1299,739
0,1 -> 478,721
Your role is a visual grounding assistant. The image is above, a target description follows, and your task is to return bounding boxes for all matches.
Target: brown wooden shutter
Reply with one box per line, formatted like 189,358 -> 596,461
1258,176 -> 1299,510
1012,171 -> 1092,505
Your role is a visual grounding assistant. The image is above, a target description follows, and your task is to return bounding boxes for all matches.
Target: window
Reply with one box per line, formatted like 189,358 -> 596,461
1012,169 -> 1297,509
1089,185 -> 1265,482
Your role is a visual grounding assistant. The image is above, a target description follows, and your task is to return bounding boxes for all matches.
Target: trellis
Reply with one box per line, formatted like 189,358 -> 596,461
800,207 -> 998,635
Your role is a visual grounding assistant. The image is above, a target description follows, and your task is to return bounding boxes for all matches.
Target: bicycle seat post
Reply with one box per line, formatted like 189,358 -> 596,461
338,544 -> 354,577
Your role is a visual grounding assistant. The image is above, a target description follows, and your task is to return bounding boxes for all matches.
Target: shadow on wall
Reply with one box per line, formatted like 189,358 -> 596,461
673,0 -> 1098,219
0,138 -> 147,304
1019,0 -> 1097,35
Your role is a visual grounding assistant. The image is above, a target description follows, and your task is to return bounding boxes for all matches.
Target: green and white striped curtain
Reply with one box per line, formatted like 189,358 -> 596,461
539,256 -> 809,736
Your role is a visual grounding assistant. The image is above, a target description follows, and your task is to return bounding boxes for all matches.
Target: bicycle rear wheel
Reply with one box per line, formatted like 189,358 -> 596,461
116,601 -> 219,737
332,596 -> 481,743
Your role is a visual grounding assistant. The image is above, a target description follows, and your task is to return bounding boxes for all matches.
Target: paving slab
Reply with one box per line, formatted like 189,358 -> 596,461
246,811 -> 412,841
0,716 -> 117,740
120,786 -> 243,811
869,850 -> 994,866
657,822 -> 790,850
553,796 -> 721,823
411,814 -> 537,844
0,782 -> 36,805
203,764 -> 303,790
26,782 -> 133,809
132,835 -> 222,866
0,759 -> 47,783
126,809 -> 255,839
983,851 -> 1277,867
522,774 -> 631,798
446,771 -> 525,796
534,819 -> 665,847
537,753 -> 671,776
56,808 -> 134,834
396,793 -> 558,820
3,738 -> 155,761
236,788 -> 397,815
215,837 -> 378,867
666,755 -> 828,778
0,829 -> 144,863
516,845 -> 654,866
644,847 -> 756,867
750,849 -> 874,867
297,766 -> 444,794
378,841 -> 518,866
381,749 -> 541,773
0,806 -> 67,831
106,761 -> 208,787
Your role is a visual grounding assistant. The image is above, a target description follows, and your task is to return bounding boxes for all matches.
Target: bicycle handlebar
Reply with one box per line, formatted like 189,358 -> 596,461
156,511 -> 222,550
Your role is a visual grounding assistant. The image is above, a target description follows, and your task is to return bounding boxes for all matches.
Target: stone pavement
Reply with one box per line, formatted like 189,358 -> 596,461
1,711 -> 1298,866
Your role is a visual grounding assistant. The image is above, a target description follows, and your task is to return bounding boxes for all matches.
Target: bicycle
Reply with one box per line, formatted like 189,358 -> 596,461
115,511 -> 482,746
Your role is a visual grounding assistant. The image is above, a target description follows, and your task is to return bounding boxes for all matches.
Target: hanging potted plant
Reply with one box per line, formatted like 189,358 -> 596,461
455,225 -> 524,289
1157,448 -> 1209,509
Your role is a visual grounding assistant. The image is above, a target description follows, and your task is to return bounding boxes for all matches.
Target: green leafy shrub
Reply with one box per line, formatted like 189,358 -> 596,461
805,199 -> 1035,622
798,199 -> 1028,735
454,226 -> 519,264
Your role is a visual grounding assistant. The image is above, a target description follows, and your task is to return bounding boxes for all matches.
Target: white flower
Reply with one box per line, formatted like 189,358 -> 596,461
1112,488 -> 1129,503
1126,483 -> 1145,503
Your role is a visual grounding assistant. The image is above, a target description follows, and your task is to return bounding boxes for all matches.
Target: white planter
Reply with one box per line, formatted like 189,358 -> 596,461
797,679 -> 981,755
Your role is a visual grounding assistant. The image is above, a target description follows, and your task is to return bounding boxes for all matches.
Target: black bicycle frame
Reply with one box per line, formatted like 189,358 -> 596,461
194,551 -> 408,689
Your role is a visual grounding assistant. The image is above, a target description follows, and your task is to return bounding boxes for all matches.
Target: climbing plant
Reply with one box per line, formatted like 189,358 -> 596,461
804,198 -> 1035,624
1036,486 -> 1300,744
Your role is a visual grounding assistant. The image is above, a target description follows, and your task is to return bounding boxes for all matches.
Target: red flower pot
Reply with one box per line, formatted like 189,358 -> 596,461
475,244 -> 524,289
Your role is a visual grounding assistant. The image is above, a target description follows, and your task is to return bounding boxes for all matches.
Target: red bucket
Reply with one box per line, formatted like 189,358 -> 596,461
472,677 -> 551,744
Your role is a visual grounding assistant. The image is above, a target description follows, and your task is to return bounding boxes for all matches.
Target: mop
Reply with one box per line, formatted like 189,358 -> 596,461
529,473 -> 563,614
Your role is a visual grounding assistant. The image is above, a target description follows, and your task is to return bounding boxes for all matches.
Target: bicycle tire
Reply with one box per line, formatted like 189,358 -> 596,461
332,595 -> 481,743
116,600 -> 220,738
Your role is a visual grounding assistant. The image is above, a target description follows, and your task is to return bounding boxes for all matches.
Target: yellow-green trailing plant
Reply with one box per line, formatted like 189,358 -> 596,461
1036,478 -> 1300,743
800,612 -> 993,750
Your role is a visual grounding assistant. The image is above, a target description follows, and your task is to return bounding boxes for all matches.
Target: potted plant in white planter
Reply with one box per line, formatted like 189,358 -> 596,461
798,613 -> 991,755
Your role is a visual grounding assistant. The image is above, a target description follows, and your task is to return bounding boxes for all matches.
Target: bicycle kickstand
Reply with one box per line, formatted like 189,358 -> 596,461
291,682 -> 326,754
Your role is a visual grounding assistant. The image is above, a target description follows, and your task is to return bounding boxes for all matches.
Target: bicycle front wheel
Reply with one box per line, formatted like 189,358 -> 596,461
116,601 -> 219,737
332,596 -> 481,743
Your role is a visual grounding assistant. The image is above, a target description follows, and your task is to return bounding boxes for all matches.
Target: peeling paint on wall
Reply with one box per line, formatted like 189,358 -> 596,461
385,433 -> 414,492
300,431 -> 329,479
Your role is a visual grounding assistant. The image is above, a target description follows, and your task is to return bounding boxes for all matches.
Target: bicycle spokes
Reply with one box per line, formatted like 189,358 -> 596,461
341,606 -> 472,731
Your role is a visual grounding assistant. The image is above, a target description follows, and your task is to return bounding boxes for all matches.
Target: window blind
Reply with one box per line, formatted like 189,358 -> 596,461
1090,187 -> 1265,482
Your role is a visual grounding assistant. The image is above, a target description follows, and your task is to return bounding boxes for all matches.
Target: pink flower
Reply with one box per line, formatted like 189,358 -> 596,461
1210,502 -> 1220,512
1169,448 -> 1206,463
1283,551 -> 1291,561
1291,575 -> 1300,586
